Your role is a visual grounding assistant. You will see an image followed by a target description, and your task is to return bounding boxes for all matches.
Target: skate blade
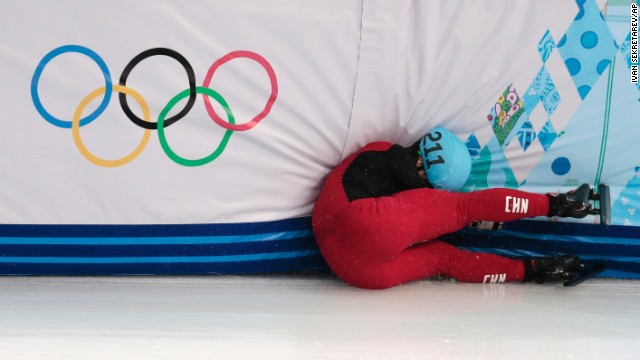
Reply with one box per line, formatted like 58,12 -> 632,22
563,264 -> 605,287
596,184 -> 611,225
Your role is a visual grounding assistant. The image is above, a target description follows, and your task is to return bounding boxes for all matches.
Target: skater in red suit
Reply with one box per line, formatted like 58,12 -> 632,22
312,129 -> 594,289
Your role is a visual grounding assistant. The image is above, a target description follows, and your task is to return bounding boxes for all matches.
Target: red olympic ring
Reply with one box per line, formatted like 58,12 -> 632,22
202,50 -> 278,132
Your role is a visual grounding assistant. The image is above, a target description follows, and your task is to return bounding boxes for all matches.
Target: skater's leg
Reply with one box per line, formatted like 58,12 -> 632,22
398,187 -> 551,226
346,188 -> 550,259
338,240 -> 527,290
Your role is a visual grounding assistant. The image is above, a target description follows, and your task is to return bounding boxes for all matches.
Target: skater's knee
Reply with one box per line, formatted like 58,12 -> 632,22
343,273 -> 400,290
334,263 -> 404,290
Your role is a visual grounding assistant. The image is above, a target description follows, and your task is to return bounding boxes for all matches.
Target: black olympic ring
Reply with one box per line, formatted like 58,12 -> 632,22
118,48 -> 197,130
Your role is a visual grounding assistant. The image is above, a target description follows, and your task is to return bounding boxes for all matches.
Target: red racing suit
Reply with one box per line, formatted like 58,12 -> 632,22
312,141 -> 551,289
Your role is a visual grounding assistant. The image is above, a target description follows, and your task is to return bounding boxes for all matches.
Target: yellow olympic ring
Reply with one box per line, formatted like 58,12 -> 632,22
72,85 -> 152,167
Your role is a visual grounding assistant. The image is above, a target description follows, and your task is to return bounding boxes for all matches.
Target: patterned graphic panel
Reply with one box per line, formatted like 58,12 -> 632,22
487,85 -> 525,146
457,0 -> 640,278
557,0 -> 618,99
466,0 -> 639,227
613,167 -> 640,226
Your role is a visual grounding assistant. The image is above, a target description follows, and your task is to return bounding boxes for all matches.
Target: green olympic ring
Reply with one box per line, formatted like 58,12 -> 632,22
158,86 -> 235,167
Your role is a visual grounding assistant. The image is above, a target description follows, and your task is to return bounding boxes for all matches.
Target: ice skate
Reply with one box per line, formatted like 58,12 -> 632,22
526,254 -> 583,284
547,183 -> 611,225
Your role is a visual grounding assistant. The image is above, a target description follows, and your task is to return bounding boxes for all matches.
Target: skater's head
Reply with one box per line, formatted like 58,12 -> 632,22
416,127 -> 472,191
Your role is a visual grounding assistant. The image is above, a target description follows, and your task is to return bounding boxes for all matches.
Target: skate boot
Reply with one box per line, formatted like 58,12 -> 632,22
546,184 -> 593,219
524,254 -> 583,284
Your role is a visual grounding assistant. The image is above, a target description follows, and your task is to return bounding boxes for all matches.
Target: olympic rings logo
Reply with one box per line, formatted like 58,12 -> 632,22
31,45 -> 278,167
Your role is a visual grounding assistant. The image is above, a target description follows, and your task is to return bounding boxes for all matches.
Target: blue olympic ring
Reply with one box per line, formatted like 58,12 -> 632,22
31,45 -> 112,129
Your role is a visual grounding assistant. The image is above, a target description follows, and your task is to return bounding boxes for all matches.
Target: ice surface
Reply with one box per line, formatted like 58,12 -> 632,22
0,275 -> 638,359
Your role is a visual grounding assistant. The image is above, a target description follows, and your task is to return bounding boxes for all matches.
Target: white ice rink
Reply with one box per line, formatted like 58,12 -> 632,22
0,275 -> 638,359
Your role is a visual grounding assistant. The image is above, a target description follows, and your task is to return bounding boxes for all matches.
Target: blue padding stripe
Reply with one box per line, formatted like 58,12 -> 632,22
0,250 -> 321,264
0,230 -> 313,245
447,231 -> 640,256
0,237 -> 318,257
502,220 -> 640,238
0,217 -> 313,237
0,254 -> 330,275
0,218 -> 328,275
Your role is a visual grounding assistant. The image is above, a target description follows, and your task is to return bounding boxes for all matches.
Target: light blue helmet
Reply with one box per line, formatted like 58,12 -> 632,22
419,127 -> 472,191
